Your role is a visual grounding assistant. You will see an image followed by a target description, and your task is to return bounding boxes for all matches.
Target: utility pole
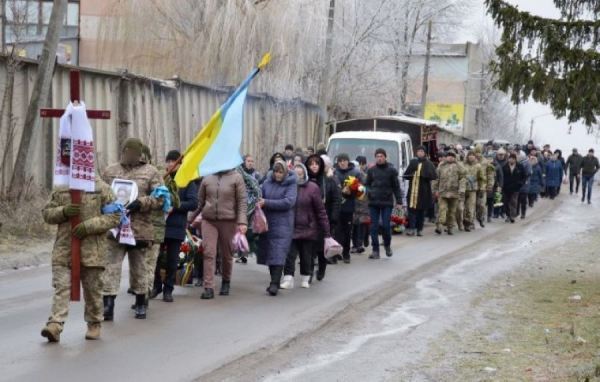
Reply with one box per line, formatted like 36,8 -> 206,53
419,20 -> 432,119
316,0 -> 335,143
514,103 -> 519,132
529,118 -> 534,140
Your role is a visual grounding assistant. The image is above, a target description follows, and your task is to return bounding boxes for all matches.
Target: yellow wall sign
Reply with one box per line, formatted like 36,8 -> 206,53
425,103 -> 464,131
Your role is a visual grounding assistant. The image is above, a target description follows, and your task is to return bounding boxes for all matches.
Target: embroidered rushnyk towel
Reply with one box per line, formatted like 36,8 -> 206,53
54,102 -> 95,192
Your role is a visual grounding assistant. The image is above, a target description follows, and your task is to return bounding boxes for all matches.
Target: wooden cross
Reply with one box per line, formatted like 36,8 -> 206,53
40,69 -> 111,301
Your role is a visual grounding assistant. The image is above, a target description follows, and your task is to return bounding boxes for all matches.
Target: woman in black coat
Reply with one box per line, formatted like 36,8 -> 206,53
403,146 -> 437,236
306,154 -> 341,282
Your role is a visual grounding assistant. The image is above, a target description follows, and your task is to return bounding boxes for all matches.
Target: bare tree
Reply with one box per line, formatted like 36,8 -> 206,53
9,0 -> 68,197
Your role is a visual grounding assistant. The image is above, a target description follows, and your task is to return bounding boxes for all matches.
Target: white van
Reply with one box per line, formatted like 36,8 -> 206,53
327,131 -> 413,200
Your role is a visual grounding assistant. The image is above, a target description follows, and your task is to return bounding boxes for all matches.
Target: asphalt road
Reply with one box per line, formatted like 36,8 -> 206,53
0,194 -> 574,382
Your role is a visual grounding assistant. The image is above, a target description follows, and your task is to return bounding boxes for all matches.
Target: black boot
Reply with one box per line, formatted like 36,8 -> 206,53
201,288 -> 214,300
163,290 -> 173,302
103,295 -> 115,321
149,287 -> 162,299
134,294 -> 146,319
267,266 -> 283,296
317,258 -> 327,281
219,281 -> 230,296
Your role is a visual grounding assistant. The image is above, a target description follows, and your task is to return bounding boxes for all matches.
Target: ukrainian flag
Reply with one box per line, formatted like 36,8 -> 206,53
175,53 -> 271,188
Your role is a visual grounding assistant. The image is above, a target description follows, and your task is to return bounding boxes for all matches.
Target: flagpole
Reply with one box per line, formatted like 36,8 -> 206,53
163,52 -> 272,182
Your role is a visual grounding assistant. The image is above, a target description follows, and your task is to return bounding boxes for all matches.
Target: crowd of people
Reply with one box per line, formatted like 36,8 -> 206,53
39,138 -> 598,342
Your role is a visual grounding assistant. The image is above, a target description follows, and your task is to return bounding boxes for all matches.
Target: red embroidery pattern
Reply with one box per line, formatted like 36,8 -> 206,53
71,139 -> 95,181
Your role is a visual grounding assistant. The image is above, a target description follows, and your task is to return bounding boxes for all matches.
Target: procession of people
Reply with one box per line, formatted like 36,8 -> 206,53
40,136 -> 597,343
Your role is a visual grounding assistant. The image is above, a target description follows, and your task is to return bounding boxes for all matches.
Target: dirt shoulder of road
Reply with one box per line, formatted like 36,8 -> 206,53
399,228 -> 600,381
0,238 -> 53,271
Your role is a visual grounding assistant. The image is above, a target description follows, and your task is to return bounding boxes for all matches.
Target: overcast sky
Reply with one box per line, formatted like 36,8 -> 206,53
466,0 -> 598,152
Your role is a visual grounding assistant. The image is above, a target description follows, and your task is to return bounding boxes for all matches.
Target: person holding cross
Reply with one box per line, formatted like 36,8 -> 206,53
40,101 -> 122,342
101,138 -> 166,320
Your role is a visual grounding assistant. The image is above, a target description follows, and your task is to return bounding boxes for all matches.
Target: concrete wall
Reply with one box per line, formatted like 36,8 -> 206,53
0,57 -> 321,191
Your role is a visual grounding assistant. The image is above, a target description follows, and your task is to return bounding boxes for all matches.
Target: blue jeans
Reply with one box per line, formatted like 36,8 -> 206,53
582,175 -> 594,201
370,206 -> 393,251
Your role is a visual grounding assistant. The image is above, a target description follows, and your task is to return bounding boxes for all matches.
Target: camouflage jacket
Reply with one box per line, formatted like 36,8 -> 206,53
43,180 -> 121,268
433,161 -> 467,198
463,159 -> 486,192
485,163 -> 496,192
101,162 -> 165,242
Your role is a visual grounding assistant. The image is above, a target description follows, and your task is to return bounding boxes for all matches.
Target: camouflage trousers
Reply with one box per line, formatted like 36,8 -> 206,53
128,243 -> 161,297
48,265 -> 104,328
463,191 -> 477,225
437,197 -> 458,230
103,239 -> 150,296
456,197 -> 465,229
476,191 -> 487,221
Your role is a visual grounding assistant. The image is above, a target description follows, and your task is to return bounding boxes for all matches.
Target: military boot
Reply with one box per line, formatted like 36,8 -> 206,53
134,294 -> 146,319
41,323 -> 62,343
103,295 -> 115,321
85,323 -> 101,340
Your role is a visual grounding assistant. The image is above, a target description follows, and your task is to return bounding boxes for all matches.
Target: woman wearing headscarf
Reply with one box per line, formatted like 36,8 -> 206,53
280,164 -> 330,290
258,160 -> 298,296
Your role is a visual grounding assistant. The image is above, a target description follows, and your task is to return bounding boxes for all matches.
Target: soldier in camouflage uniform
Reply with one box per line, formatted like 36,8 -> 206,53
475,145 -> 490,227
101,138 -> 165,320
462,151 -> 486,232
432,151 -> 466,235
41,179 -> 121,342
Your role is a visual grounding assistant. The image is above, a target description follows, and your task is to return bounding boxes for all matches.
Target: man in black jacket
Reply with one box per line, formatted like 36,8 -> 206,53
581,149 -> 600,204
566,148 -> 583,195
365,149 -> 403,259
151,150 -> 199,302
502,153 -> 526,223
333,153 -> 361,264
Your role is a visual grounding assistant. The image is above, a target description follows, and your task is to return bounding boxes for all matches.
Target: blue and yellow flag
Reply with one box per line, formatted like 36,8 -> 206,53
175,53 -> 272,188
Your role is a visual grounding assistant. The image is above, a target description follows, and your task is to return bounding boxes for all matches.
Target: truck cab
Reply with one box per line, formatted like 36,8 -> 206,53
327,131 -> 413,202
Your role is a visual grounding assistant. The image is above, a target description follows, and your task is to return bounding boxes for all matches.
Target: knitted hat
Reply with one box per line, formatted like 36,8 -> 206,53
355,155 -> 367,165
141,145 -> 152,163
446,151 -> 456,158
166,150 -> 181,162
474,145 -> 483,154
416,145 -> 427,153
467,150 -> 476,158
285,144 -> 294,151
375,148 -> 387,157
590,149 -> 595,153
316,142 -> 327,151
336,153 -> 350,163
122,138 -> 143,156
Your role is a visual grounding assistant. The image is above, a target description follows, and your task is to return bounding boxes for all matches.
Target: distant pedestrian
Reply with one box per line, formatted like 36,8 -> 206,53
365,149 -> 403,259
258,161 -> 298,296
280,164 -> 330,290
528,156 -> 543,207
352,156 -> 369,251
151,150 -> 198,303
333,153 -> 361,263
433,151 -> 466,235
566,148 -> 582,195
306,154 -> 340,282
403,145 -> 437,236
545,154 -> 563,200
502,153 -> 526,223
581,149 -> 599,204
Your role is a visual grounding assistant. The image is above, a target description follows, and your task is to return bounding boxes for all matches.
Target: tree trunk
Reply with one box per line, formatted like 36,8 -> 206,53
9,0 -> 68,197
315,0 -> 335,144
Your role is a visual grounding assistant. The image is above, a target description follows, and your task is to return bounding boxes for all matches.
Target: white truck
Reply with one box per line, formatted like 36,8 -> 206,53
326,131 -> 413,207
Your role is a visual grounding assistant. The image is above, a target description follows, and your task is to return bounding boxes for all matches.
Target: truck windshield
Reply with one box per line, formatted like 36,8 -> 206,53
328,138 -> 400,168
